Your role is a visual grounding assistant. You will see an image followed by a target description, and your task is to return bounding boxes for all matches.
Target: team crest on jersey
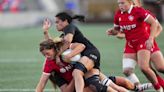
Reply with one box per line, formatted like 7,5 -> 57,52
119,17 -> 121,21
128,15 -> 134,21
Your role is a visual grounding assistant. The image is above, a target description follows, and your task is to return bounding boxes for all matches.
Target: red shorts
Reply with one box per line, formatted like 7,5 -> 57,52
124,38 -> 160,54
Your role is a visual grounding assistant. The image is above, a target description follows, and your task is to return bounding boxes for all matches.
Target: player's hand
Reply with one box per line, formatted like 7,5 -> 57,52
106,28 -> 118,36
43,18 -> 51,32
62,54 -> 71,63
116,32 -> 125,39
145,37 -> 154,50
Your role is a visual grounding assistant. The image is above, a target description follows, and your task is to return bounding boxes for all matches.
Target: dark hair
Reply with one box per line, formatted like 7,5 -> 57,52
39,39 -> 58,52
55,12 -> 85,24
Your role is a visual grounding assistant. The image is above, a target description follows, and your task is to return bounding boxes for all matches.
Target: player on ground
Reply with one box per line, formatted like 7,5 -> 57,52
36,39 -> 130,92
36,39 -> 93,92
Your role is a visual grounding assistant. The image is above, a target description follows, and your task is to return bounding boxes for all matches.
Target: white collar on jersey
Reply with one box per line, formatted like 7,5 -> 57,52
121,5 -> 134,14
128,5 -> 134,14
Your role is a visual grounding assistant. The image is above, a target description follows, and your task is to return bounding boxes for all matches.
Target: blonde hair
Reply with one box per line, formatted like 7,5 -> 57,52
126,0 -> 134,4
132,0 -> 142,7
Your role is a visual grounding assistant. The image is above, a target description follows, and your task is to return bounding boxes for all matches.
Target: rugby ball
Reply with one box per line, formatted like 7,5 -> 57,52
62,49 -> 81,62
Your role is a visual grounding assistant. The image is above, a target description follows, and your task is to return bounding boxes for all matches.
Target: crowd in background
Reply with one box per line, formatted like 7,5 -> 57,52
0,0 -> 27,13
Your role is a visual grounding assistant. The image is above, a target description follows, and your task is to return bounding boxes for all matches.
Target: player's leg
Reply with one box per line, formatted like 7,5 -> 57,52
85,74 -> 119,92
151,51 -> 164,88
123,53 -> 140,86
137,49 -> 163,91
151,51 -> 164,73
123,42 -> 140,86
113,76 -> 136,90
113,76 -> 153,91
72,49 -> 100,92
99,73 -> 128,92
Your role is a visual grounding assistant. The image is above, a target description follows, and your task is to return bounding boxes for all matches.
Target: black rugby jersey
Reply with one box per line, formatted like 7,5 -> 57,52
61,24 -> 97,50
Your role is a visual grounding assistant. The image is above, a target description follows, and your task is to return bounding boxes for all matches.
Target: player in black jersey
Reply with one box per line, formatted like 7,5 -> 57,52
55,12 -> 102,92
43,12 -> 108,92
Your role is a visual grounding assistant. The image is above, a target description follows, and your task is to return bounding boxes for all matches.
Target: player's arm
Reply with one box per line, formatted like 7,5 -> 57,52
116,32 -> 125,39
145,15 -> 158,50
35,73 -> 50,92
146,15 -> 158,39
68,43 -> 85,58
62,42 -> 85,62
43,18 -> 52,40
106,27 -> 119,36
57,33 -> 73,56
62,33 -> 73,51
155,20 -> 163,38
107,10 -> 120,36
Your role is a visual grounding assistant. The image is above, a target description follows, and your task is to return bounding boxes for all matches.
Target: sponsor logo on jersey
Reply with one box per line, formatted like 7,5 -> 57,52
120,24 -> 136,31
60,65 -> 73,73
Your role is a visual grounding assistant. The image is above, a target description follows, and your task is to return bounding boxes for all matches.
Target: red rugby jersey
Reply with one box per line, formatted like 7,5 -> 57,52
114,5 -> 150,41
43,58 -> 73,83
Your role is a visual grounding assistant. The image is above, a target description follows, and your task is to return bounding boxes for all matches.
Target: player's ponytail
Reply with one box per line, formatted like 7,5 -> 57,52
72,15 -> 85,22
55,12 -> 85,24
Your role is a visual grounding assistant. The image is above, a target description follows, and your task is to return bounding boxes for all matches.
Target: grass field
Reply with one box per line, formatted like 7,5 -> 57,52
0,23 -> 164,92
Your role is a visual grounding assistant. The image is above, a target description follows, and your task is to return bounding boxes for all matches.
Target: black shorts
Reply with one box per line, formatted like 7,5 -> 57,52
49,72 -> 76,92
49,72 -> 68,87
81,48 -> 100,69
108,76 -> 116,83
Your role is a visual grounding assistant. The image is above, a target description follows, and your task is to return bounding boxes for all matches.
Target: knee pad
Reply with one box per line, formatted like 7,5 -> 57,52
74,62 -> 87,74
123,58 -> 136,70
101,78 -> 113,86
85,75 -> 107,92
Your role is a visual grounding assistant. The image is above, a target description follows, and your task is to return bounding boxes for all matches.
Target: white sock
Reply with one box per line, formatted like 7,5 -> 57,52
127,73 -> 140,84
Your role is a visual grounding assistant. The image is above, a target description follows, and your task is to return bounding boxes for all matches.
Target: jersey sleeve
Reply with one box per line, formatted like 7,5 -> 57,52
138,8 -> 150,22
42,59 -> 54,75
114,10 -> 120,31
114,11 -> 120,27
63,24 -> 76,35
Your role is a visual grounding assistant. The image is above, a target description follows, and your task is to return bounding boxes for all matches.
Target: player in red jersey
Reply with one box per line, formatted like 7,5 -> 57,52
36,39 -> 132,92
107,0 -> 163,91
110,0 -> 164,90
35,39 -> 92,92
133,0 -> 164,89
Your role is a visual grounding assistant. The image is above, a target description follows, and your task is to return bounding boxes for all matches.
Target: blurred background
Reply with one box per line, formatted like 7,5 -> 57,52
0,0 -> 164,27
0,0 -> 164,92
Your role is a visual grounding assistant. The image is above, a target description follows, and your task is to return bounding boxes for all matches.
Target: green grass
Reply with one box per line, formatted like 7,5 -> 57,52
0,23 -> 164,91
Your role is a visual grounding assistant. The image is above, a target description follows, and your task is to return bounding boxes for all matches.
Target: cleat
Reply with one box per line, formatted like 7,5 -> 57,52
136,83 -> 153,92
